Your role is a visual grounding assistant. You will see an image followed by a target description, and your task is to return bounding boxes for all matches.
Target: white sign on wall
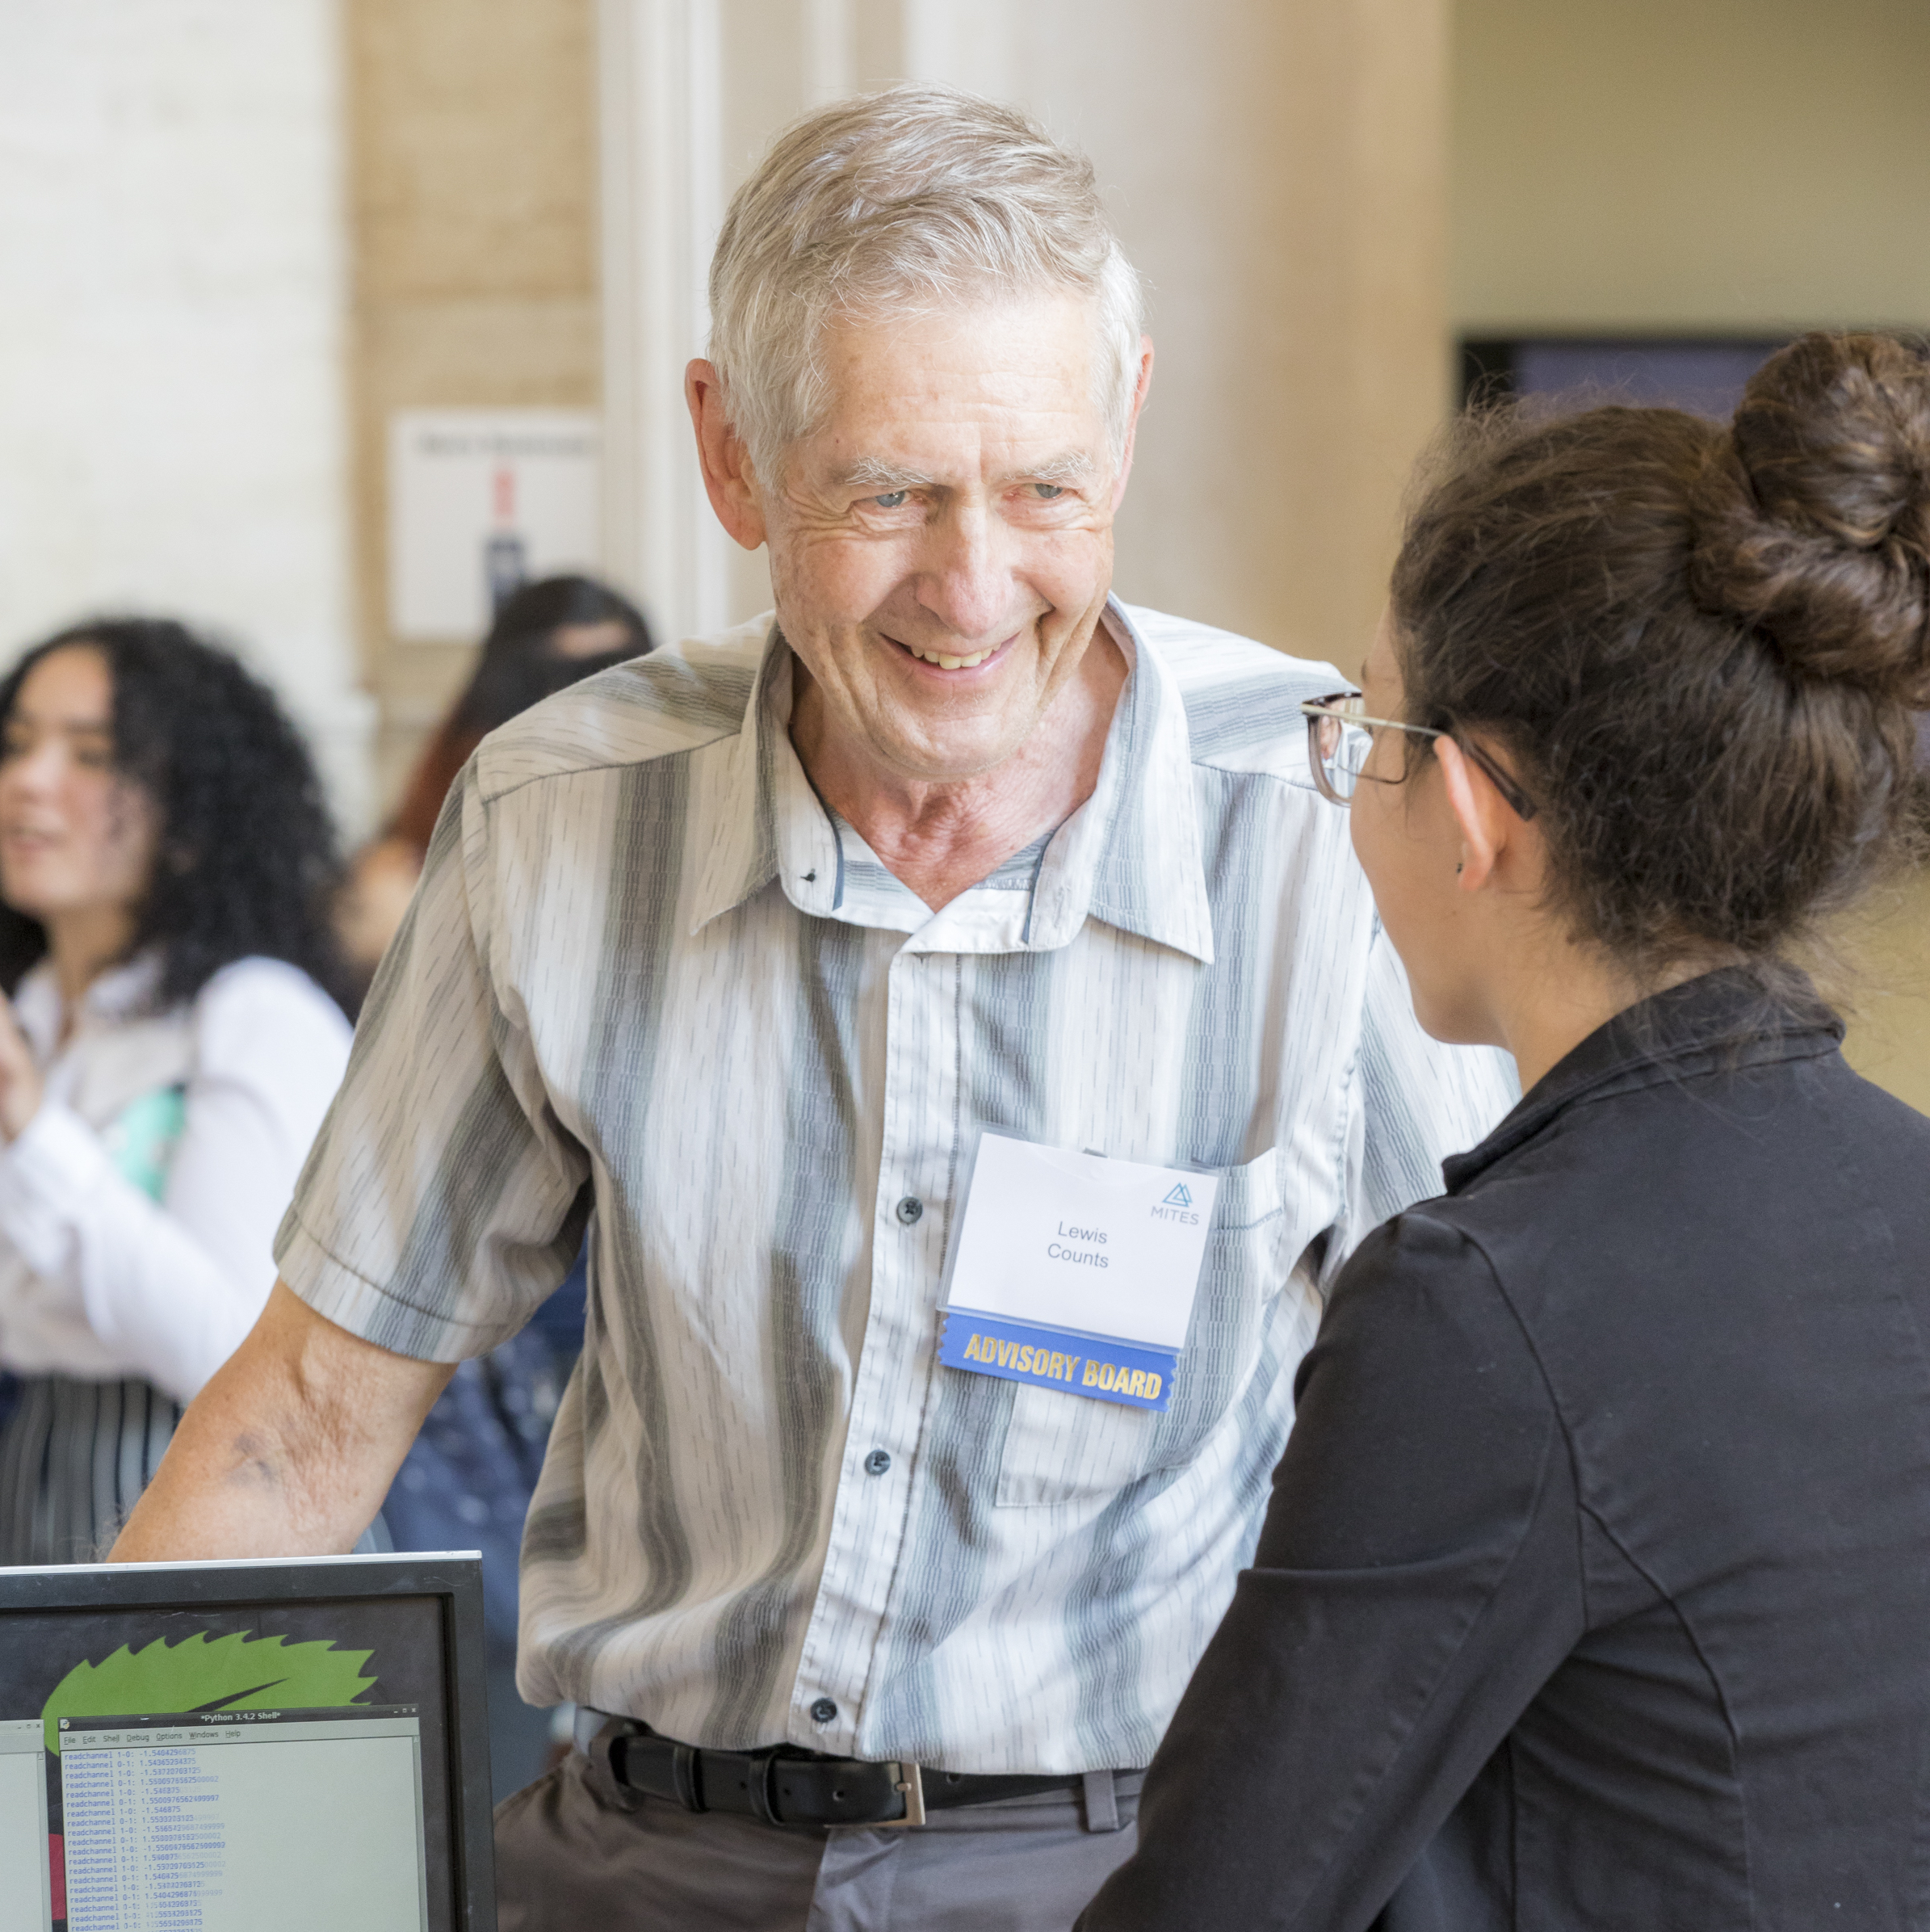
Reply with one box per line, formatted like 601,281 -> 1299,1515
388,410 -> 602,640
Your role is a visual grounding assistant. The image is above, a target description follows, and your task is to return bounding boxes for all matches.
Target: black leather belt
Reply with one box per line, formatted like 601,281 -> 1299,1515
576,1710 -> 1108,1831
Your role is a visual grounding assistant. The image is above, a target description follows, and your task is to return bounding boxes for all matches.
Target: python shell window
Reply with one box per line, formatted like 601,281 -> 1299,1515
57,1709 -> 429,1931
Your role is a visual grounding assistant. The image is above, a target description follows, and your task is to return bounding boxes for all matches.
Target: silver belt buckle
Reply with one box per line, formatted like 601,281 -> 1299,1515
876,1762 -> 925,1828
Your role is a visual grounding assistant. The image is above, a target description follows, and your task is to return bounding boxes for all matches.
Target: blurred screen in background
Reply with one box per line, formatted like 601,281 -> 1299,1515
1461,335 -> 1789,417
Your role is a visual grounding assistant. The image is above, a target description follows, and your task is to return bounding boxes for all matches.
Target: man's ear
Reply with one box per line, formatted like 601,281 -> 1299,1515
686,359 -> 767,550
1435,736 -> 1509,892
1110,337 -> 1155,513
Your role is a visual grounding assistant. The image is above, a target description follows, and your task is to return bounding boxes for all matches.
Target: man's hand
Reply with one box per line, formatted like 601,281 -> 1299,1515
111,1282 -> 456,1561
0,998 -> 45,1142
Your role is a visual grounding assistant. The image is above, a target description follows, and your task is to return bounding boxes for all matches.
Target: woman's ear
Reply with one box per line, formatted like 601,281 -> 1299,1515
1435,737 -> 1508,892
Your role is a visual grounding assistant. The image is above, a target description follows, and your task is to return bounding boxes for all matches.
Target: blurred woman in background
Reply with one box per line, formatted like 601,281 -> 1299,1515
338,573 -> 653,995
0,618 -> 352,1564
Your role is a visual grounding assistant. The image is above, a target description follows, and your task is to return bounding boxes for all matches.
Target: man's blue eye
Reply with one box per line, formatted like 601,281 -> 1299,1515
872,490 -> 910,510
1034,483 -> 1067,500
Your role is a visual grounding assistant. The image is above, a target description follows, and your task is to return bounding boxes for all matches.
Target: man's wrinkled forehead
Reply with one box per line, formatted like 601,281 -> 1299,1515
791,295 -> 1114,481
828,450 -> 1097,492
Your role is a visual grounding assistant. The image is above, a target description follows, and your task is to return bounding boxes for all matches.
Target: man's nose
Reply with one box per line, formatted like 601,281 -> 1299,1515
913,504 -> 1017,643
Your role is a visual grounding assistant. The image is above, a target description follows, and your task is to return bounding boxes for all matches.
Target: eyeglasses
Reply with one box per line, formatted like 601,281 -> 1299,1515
1299,691 -> 1538,820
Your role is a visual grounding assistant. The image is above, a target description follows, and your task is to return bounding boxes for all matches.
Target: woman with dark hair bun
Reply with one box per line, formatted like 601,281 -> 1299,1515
0,618 -> 352,1564
1081,335 -> 1930,1930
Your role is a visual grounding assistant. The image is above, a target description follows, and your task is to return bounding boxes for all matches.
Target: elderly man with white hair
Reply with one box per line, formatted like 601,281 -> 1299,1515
113,86 -> 1513,1928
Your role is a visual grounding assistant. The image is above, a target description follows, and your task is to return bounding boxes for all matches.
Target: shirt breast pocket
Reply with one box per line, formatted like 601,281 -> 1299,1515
993,1148 -> 1287,1510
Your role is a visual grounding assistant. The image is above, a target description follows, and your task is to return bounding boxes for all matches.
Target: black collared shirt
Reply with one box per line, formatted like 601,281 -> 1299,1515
1080,970 -> 1930,1930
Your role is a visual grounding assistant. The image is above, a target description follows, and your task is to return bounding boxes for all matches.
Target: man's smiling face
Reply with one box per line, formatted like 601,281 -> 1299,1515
759,292 -> 1130,784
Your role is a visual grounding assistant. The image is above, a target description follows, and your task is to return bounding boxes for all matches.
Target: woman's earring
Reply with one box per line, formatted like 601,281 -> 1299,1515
1454,862 -> 1464,876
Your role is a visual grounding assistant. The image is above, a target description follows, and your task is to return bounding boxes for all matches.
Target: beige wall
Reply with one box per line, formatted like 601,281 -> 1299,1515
1453,0 -> 1930,333
346,0 -> 601,816
1838,867 -> 1930,1116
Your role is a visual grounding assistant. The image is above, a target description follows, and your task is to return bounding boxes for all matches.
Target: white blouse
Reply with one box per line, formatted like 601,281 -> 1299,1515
0,954 -> 351,1403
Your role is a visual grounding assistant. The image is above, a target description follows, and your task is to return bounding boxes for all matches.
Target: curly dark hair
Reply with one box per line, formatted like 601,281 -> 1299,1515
0,618 -> 351,1011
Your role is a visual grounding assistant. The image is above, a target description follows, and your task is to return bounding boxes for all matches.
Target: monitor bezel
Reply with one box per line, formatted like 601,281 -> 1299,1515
0,1551 -> 495,1932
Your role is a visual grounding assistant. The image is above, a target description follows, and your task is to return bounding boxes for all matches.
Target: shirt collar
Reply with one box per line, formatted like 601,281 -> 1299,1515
1041,601 -> 1215,964
682,630 -> 786,934
685,599 -> 1215,964
13,951 -> 164,1063
1441,965 -> 1844,1193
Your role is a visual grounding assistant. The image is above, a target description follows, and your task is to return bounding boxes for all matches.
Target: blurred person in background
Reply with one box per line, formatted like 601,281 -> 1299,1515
0,618 -> 352,1564
338,573 -> 655,994
348,571 -> 655,1800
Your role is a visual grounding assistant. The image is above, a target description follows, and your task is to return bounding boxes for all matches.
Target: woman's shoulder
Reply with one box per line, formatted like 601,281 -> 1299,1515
1326,1205 -> 1521,1352
1310,1208 -> 1557,1457
189,958 -> 353,1069
1330,1189 -> 1571,1386
1344,1200 -> 1493,1280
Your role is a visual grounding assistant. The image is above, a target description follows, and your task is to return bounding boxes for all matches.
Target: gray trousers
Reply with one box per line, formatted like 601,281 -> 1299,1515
494,1749 -> 1142,1930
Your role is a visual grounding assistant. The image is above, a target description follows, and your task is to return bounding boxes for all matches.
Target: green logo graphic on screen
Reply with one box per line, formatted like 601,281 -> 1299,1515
41,1628 -> 376,1751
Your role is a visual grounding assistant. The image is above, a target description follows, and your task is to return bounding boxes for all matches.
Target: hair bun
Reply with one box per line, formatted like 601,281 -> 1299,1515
1688,332 -> 1930,702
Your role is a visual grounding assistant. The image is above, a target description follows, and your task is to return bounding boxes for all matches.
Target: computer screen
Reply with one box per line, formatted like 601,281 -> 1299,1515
0,1554 -> 493,1932
1459,334 -> 1789,418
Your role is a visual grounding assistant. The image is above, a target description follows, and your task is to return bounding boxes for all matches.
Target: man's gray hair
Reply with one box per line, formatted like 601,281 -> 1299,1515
707,84 -> 1144,485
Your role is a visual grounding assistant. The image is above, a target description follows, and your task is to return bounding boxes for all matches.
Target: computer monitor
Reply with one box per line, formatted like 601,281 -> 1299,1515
1459,334 -> 1790,418
0,1553 -> 494,1932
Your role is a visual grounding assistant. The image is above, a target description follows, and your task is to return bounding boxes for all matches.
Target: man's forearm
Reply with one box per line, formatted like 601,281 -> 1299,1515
111,1280 -> 455,1562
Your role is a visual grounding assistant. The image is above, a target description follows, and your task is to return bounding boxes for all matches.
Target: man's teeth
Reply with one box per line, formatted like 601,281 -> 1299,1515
906,645 -> 993,670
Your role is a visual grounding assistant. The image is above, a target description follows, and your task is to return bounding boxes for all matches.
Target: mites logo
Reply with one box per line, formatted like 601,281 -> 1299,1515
1152,1180 -> 1201,1225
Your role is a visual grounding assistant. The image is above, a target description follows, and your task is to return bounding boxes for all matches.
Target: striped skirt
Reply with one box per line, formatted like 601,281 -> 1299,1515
0,1375 -> 181,1566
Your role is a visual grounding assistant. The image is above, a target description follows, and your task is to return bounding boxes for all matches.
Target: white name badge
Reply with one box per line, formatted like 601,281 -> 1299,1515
938,1132 -> 1219,1411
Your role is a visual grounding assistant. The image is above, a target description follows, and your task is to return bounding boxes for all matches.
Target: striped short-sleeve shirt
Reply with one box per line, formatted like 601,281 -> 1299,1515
277,600 -> 1516,1773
